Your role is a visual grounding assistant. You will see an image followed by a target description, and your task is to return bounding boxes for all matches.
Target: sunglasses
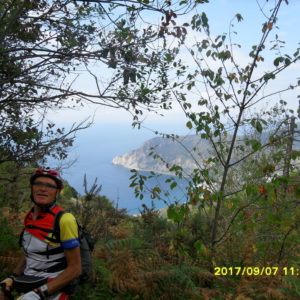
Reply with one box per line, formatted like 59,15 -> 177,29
32,181 -> 58,190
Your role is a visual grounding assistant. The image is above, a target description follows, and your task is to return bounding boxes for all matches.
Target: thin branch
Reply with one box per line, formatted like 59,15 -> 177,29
214,195 -> 262,245
277,226 -> 295,263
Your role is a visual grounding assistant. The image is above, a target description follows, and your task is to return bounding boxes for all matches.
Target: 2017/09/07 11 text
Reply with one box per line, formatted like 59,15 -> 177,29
214,266 -> 300,276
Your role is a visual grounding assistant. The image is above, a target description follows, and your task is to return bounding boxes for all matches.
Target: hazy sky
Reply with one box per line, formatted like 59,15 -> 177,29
44,0 -> 300,196
47,0 -> 300,136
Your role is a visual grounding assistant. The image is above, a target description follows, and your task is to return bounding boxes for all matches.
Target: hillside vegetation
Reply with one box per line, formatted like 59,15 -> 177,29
1,163 -> 300,299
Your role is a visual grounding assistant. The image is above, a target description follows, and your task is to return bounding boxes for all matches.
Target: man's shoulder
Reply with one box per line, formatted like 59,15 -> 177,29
59,211 -> 77,227
52,205 -> 75,222
58,211 -> 80,247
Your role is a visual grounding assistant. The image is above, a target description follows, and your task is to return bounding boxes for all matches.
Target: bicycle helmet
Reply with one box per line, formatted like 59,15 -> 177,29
30,168 -> 64,189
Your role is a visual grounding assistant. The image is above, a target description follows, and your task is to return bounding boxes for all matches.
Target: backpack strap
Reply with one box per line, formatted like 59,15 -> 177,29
52,210 -> 81,244
19,209 -> 66,247
52,210 -> 66,242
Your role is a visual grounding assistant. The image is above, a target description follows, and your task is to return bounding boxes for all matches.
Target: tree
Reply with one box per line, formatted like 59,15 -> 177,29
0,111 -> 91,166
175,0 -> 300,259
1,0 -> 205,167
130,0 -> 300,267
69,175 -> 128,242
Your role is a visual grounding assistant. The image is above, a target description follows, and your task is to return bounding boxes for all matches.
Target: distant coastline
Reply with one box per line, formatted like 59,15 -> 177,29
111,161 -> 178,176
112,135 -> 211,175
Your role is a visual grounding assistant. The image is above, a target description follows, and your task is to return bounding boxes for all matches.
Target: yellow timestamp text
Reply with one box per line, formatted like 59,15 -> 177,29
214,266 -> 300,276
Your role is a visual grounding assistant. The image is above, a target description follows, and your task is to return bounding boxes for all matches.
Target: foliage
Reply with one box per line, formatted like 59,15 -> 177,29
0,107 -> 91,167
0,163 -> 78,211
68,175 -> 129,242
130,0 -> 300,264
0,0 -> 201,168
2,1 -> 300,299
0,212 -> 20,253
0,208 -> 23,279
1,181 -> 300,298
0,162 -> 31,211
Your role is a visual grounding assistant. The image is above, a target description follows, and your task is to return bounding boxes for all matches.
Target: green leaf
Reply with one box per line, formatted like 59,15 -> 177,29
250,119 -> 263,133
263,72 -> 276,82
245,184 -> 258,196
218,50 -> 231,61
167,206 -> 181,223
194,240 -> 209,256
194,240 -> 202,251
255,121 -> 263,133
170,182 -> 178,190
165,53 -> 173,62
186,121 -> 193,129
285,58 -> 291,66
236,13 -> 243,22
250,139 -> 262,151
273,56 -> 284,67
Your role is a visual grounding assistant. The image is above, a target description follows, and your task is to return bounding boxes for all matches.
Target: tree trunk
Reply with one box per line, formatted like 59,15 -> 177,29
283,117 -> 296,178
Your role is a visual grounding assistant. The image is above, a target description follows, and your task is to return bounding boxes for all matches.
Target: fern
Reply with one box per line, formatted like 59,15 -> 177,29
172,264 -> 214,286
105,237 -> 147,251
141,266 -> 197,300
280,276 -> 300,298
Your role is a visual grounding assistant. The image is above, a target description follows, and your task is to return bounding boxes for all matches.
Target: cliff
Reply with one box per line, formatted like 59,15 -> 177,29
112,135 -> 211,174
112,128 -> 300,175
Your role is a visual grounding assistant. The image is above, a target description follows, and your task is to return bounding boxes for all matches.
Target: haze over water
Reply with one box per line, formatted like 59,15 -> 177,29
62,123 -> 189,214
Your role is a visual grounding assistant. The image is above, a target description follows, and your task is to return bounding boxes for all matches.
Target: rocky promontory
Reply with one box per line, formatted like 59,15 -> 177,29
112,135 -> 211,174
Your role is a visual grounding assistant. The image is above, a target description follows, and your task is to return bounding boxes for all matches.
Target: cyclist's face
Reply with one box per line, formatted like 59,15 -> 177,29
32,177 -> 60,206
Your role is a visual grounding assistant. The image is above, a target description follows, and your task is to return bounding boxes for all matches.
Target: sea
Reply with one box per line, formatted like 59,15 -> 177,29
62,123 -> 189,215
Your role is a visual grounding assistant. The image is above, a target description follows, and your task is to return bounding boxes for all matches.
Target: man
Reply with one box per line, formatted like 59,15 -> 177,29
1,168 -> 81,300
